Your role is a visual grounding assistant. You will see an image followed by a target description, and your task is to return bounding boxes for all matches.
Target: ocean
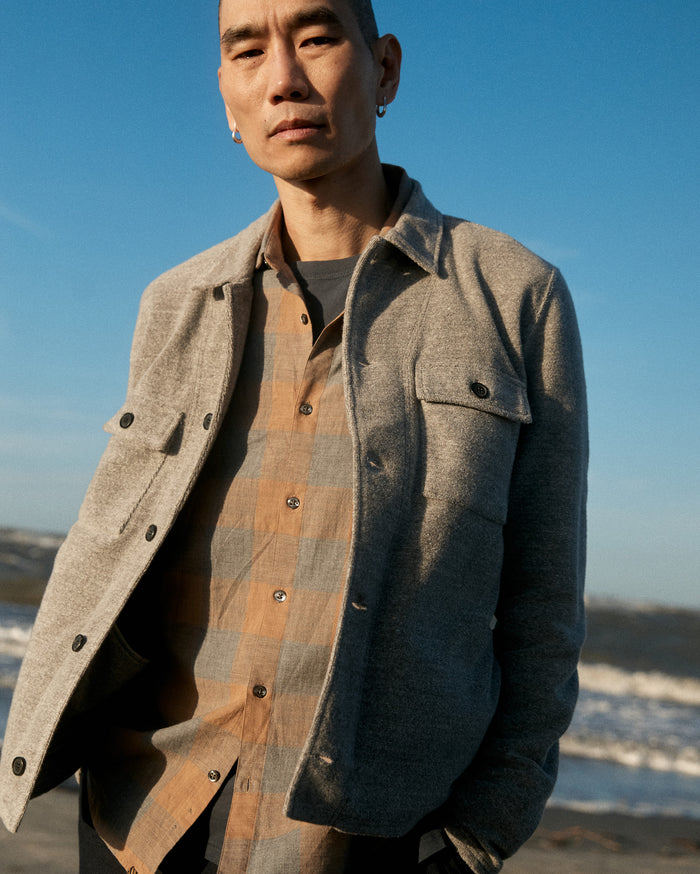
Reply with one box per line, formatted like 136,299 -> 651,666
1,597 -> 699,819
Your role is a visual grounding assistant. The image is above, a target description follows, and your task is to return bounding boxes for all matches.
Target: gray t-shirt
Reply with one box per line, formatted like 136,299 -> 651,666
290,255 -> 360,340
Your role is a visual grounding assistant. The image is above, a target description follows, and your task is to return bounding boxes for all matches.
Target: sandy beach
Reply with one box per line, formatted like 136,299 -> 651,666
1,785 -> 698,873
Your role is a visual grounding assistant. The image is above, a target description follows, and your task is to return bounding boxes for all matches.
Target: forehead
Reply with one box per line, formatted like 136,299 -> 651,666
219,0 -> 359,34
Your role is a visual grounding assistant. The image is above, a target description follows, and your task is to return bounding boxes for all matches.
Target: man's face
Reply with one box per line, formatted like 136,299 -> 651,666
218,0 -> 384,185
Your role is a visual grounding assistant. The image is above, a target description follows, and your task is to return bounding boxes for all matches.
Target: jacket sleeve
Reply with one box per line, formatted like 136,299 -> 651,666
444,269 -> 588,873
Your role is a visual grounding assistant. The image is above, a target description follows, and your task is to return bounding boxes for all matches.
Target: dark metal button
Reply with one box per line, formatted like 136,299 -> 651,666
11,757 -> 26,776
203,413 -> 213,430
299,403 -> 313,416
273,590 -> 288,603
145,524 -> 158,541
470,381 -> 489,399
253,684 -> 268,699
72,634 -> 87,652
300,313 -> 309,325
286,497 -> 300,510
119,412 -> 135,429
208,770 -> 221,783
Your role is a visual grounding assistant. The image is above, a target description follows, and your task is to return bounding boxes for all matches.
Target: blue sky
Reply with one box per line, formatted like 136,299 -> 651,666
1,0 -> 698,607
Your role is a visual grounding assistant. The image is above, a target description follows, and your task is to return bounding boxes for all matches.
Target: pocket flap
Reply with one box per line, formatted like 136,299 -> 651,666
415,359 -> 532,423
103,396 -> 184,451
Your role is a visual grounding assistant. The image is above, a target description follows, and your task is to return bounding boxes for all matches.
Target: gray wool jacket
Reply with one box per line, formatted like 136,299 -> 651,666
0,169 -> 587,874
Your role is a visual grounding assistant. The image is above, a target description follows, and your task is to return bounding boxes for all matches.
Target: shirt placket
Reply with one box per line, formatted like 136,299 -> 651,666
221,281 -> 332,871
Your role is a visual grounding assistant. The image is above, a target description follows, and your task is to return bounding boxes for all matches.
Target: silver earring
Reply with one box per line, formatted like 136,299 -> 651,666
232,127 -> 243,144
376,96 -> 387,118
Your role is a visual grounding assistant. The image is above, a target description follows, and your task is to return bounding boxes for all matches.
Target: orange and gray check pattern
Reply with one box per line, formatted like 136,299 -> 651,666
87,237 -> 356,873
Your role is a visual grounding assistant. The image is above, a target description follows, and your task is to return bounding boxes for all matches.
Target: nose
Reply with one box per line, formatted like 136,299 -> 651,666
267,45 -> 309,103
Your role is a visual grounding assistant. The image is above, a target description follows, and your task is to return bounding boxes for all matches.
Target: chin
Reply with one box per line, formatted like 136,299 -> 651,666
261,159 -> 338,185
250,143 -> 354,185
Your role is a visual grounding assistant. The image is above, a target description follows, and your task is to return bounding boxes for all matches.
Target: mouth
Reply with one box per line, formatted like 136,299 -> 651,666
270,118 -> 325,140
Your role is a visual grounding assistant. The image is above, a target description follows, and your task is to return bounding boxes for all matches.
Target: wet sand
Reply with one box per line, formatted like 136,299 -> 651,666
1,785 -> 699,873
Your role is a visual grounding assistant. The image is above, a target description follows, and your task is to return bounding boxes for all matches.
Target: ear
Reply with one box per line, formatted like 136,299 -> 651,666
374,34 -> 402,107
218,67 -> 237,132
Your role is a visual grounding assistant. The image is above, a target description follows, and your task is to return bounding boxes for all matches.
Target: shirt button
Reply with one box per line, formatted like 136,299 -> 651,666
145,524 -> 158,541
11,757 -> 27,776
299,403 -> 313,416
203,413 -> 213,430
253,684 -> 268,699
71,635 -> 87,652
273,590 -> 288,603
208,770 -> 221,783
300,313 -> 309,325
286,496 -> 300,510
470,381 -> 490,399
119,412 -> 135,429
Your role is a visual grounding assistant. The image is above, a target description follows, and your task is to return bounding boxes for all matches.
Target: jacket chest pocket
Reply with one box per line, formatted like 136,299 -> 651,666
78,395 -> 183,538
415,358 -> 531,524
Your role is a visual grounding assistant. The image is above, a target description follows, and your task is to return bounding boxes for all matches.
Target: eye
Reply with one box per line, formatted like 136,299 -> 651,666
302,35 -> 337,47
235,48 -> 264,60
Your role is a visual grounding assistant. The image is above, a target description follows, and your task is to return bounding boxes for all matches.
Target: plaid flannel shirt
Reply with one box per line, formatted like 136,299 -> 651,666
87,217 -> 359,874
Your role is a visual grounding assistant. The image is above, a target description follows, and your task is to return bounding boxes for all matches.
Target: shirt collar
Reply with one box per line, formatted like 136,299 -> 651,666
256,203 -> 286,273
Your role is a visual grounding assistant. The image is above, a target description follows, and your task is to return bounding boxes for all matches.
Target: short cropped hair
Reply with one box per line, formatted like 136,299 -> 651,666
349,0 -> 379,47
218,1 -> 379,48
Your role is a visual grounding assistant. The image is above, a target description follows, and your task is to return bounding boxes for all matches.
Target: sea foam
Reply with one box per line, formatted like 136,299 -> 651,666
579,661 -> 700,706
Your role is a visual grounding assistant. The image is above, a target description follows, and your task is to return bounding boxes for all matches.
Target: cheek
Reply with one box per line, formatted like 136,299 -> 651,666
330,80 -> 375,133
219,74 -> 257,122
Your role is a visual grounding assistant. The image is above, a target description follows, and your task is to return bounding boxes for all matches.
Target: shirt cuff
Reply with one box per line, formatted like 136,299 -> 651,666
443,824 -> 503,874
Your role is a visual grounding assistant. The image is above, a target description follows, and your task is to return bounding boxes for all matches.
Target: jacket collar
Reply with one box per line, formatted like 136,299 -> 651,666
193,165 -> 443,291
380,165 -> 443,276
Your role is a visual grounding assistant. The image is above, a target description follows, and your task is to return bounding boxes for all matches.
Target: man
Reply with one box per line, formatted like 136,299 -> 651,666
0,1 -> 588,872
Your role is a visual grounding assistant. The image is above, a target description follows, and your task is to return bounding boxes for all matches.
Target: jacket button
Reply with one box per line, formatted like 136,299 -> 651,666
11,757 -> 27,776
145,524 -> 157,541
470,381 -> 489,399
300,313 -> 309,325
253,684 -> 268,699
72,635 -> 87,652
299,403 -> 313,416
119,412 -> 135,429
208,770 -> 221,783
203,413 -> 213,430
273,590 -> 287,603
286,497 -> 300,510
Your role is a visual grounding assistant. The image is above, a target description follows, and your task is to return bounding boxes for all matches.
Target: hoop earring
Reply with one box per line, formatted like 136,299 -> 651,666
376,96 -> 387,118
232,127 -> 243,144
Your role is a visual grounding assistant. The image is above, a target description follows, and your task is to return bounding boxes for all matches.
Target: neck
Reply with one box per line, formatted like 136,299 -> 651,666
273,150 -> 391,262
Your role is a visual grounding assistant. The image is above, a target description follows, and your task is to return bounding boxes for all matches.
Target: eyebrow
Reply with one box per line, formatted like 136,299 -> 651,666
220,6 -> 343,51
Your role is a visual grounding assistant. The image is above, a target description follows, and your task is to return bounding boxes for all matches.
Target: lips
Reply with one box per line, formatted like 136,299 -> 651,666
270,118 -> 325,137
